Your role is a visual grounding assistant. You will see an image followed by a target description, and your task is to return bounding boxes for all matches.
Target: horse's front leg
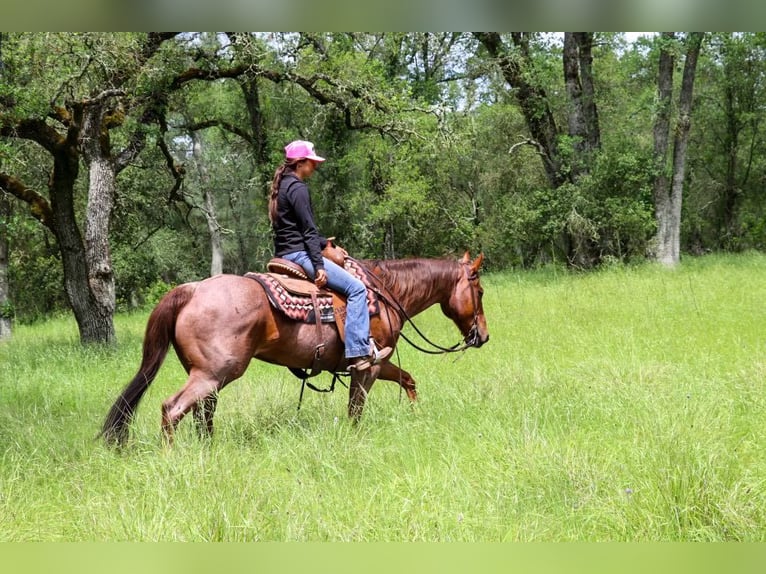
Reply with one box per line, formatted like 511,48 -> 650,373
192,394 -> 218,439
377,362 -> 418,402
348,367 -> 380,421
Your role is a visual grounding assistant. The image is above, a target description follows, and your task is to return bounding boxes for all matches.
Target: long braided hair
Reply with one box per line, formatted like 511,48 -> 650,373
268,159 -> 302,225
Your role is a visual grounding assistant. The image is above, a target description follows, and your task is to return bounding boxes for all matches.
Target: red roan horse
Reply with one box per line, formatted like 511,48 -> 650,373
101,252 -> 489,446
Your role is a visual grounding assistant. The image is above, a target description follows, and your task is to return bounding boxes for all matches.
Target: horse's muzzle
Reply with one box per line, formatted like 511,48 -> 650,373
466,324 -> 489,348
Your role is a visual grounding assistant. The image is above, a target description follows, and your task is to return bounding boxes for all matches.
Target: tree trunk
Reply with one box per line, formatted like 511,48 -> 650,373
562,32 -> 603,267
475,32 -> 568,188
564,32 -> 602,181
574,33 -> 601,152
478,32 -> 608,268
721,81 -> 740,243
652,33 -> 677,265
81,159 -> 117,343
79,100 -> 118,343
653,33 -> 704,267
1,33 -> 177,345
0,190 -> 11,340
192,131 -> 224,276
669,33 -> 704,263
564,33 -> 588,180
384,223 -> 395,260
47,139 -> 111,344
239,76 -> 269,166
719,65 -> 743,246
4,137 -> 115,345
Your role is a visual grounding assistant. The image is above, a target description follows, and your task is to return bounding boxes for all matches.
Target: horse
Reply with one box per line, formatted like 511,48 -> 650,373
101,251 -> 489,446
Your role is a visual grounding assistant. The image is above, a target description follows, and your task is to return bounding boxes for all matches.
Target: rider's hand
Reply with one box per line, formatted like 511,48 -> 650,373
315,268 -> 328,288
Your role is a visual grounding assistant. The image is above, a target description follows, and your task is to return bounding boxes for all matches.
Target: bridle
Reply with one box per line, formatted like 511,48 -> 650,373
460,263 -> 483,349
369,260 -> 483,355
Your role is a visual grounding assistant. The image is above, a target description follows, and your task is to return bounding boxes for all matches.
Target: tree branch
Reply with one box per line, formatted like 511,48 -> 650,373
170,64 -> 252,89
0,172 -> 55,231
82,89 -> 126,105
0,117 -> 65,154
170,63 -> 395,133
182,119 -> 251,142
155,111 -> 185,205
509,137 -> 550,159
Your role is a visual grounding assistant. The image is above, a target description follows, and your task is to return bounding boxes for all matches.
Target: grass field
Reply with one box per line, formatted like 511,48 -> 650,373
1,252 -> 765,541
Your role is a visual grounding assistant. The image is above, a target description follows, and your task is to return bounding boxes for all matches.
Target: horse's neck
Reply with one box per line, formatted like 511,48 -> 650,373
374,259 -> 457,317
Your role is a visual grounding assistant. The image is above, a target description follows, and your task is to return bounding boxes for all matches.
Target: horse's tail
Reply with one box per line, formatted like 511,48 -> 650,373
100,283 -> 196,447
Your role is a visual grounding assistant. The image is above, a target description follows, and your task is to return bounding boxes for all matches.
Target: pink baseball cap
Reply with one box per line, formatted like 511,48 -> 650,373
284,140 -> 326,162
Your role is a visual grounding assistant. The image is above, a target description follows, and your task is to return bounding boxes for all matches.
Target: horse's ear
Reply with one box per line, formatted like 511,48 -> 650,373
461,251 -> 471,264
471,253 -> 484,274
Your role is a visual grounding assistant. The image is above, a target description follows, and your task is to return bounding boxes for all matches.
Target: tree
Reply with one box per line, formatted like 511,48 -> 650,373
475,33 -> 569,189
687,32 -> 766,251
0,190 -> 10,340
0,33 -> 179,343
0,32 -> 11,340
652,32 -> 705,266
475,32 -> 616,266
173,33 -> 428,264
190,129 -> 225,276
563,32 -> 601,178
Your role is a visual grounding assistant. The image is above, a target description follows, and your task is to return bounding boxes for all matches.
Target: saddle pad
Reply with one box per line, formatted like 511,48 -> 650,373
246,273 -> 335,324
344,258 -> 380,316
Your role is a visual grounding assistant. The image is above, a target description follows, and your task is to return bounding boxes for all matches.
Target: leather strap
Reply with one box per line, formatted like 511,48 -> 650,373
309,291 -> 325,376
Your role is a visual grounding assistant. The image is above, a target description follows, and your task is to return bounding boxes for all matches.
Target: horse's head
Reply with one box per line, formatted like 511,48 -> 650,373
441,251 -> 489,348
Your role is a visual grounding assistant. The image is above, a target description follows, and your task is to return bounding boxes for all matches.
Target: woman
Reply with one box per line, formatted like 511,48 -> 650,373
269,140 -> 391,371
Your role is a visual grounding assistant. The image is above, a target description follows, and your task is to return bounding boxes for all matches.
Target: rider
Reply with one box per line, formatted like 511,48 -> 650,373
268,139 -> 392,371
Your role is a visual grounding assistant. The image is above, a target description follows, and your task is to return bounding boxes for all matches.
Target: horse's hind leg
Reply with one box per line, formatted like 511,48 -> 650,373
161,371 -> 220,445
192,394 -> 218,439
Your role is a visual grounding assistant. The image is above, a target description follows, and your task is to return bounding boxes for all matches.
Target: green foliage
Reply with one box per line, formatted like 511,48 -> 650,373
580,149 -> 657,260
141,279 -> 174,308
6,208 -> 67,322
0,300 -> 14,320
477,146 -> 655,268
107,236 -> 179,311
684,32 -> 766,253
8,250 -> 66,323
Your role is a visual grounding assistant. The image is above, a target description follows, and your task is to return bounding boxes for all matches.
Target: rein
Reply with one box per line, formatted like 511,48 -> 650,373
366,261 -> 481,355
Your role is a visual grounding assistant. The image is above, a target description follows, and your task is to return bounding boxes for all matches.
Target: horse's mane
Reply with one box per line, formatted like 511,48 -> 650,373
361,257 -> 461,305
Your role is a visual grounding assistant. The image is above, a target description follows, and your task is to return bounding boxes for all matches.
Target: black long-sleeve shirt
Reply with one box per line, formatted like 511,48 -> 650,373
272,174 -> 327,272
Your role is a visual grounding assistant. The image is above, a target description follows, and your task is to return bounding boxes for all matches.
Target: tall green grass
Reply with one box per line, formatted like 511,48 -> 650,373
1,253 -> 765,541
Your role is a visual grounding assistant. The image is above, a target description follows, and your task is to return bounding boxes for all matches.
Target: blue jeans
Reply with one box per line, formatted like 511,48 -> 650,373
282,251 -> 371,358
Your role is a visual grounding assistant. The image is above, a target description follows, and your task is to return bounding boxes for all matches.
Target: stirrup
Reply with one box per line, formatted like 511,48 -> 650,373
349,343 -> 393,371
